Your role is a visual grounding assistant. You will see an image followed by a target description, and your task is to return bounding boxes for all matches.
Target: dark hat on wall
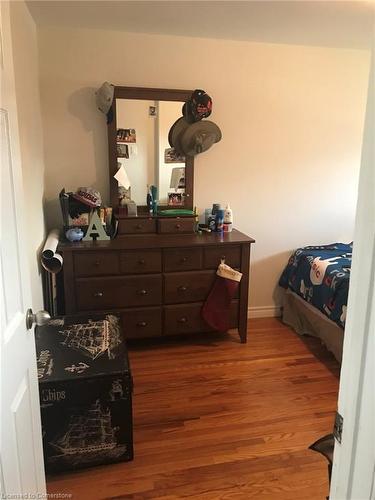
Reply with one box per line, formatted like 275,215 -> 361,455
169,117 -> 191,153
180,120 -> 222,156
168,88 -> 219,157
182,90 -> 213,123
190,89 -> 212,121
181,102 -> 195,124
168,118 -> 178,147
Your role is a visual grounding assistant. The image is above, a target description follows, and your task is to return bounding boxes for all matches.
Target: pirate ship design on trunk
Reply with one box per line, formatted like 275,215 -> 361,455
58,315 -> 122,361
36,313 -> 133,471
49,399 -> 127,466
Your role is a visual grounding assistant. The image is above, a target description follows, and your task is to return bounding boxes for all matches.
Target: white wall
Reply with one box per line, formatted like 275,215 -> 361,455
37,26 -> 370,311
117,99 -> 155,205
10,1 -> 46,310
158,101 -> 185,204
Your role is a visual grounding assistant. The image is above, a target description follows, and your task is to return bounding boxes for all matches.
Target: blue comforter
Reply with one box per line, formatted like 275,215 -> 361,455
279,243 -> 352,328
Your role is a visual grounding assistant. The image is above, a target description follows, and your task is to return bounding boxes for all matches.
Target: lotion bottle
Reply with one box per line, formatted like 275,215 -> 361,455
224,204 -> 233,232
224,203 -> 233,232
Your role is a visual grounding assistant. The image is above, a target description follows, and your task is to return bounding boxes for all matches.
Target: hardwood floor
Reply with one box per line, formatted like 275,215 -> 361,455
47,318 -> 340,499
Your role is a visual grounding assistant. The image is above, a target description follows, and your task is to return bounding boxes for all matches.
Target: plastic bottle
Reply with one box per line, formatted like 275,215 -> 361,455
212,203 -> 221,215
146,185 -> 153,214
215,209 -> 224,232
223,204 -> 233,233
224,204 -> 233,224
207,215 -> 216,231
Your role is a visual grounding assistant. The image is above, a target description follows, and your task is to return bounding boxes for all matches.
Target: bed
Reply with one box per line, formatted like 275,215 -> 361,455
279,243 -> 352,363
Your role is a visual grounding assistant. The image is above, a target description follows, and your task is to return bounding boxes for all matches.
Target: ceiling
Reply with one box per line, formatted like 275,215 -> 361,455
27,1 -> 374,50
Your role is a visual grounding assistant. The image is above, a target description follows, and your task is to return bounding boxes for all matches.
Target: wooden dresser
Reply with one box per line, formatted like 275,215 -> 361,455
57,228 -> 254,343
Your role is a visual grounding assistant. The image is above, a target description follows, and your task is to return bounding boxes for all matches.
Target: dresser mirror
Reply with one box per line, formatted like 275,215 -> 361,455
108,87 -> 194,213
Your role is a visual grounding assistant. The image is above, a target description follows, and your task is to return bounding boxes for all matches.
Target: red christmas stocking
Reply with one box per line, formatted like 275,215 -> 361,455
202,262 -> 243,332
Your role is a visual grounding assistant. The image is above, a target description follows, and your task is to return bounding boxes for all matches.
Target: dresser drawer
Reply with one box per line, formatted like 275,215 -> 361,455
122,307 -> 162,338
120,249 -> 162,274
74,251 -> 120,277
75,275 -> 162,310
157,217 -> 195,234
163,248 -> 202,272
118,218 -> 156,235
204,245 -> 241,269
164,270 -> 215,304
164,301 -> 239,335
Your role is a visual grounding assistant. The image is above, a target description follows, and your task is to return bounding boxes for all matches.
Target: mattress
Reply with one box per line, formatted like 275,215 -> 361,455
279,243 -> 352,328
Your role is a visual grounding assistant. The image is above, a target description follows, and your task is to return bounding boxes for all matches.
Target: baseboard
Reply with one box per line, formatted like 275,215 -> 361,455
248,305 -> 282,318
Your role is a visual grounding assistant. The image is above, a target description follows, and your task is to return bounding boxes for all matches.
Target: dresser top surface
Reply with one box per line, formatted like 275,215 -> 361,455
58,229 -> 255,252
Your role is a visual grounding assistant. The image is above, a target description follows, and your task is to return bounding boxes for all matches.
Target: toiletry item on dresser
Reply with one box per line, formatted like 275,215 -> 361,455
146,184 -> 158,215
150,185 -> 158,215
223,204 -> 233,232
146,186 -> 153,214
208,216 -> 216,231
212,203 -> 221,216
204,208 -> 211,224
205,207 -> 216,232
215,209 -> 224,232
210,203 -> 221,232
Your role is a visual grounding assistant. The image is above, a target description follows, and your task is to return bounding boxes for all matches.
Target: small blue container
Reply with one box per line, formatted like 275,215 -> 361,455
66,227 -> 84,242
215,209 -> 224,232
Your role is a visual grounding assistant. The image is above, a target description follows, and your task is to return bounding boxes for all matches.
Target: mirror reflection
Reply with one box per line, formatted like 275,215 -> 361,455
116,99 -> 186,207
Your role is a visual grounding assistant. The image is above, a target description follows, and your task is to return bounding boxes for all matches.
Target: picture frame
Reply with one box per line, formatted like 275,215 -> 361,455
117,128 -> 136,143
167,192 -> 184,206
164,148 -> 186,164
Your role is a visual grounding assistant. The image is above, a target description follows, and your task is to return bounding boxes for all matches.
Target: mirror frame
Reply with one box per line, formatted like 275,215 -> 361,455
108,86 -> 194,213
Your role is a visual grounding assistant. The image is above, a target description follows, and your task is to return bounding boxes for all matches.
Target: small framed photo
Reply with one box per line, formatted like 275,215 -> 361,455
117,143 -> 129,158
164,147 -> 186,164
117,128 -> 136,143
168,192 -> 184,206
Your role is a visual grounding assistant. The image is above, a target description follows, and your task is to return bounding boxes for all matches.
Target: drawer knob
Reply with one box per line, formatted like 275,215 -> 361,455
178,286 -> 188,292
138,259 -> 146,265
94,260 -> 100,266
181,257 -> 188,263
137,321 -> 148,327
138,289 -> 148,295
178,317 -> 187,323
175,224 -> 181,229
93,291 -> 103,297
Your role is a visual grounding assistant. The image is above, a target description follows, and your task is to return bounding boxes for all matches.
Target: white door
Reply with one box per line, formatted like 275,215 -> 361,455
330,44 -> 375,499
0,1 -> 46,496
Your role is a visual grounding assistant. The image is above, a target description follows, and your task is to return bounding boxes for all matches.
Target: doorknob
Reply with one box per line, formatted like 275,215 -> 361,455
26,309 -> 51,330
